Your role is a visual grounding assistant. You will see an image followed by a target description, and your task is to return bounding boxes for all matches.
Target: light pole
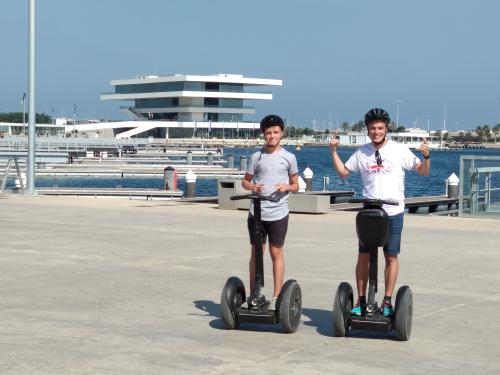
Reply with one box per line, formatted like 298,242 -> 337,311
497,101 -> 500,127
396,99 -> 402,126
26,0 -> 36,195
443,106 -> 447,131
72,104 -> 77,137
21,92 -> 26,128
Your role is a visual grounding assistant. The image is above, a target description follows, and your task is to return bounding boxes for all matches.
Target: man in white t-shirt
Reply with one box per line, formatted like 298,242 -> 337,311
329,108 -> 430,317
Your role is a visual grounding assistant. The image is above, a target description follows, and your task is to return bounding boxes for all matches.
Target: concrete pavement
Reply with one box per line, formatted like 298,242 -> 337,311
0,195 -> 499,374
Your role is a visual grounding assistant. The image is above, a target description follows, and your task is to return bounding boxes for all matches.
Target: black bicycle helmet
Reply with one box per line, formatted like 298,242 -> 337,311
364,108 -> 391,127
260,114 -> 284,132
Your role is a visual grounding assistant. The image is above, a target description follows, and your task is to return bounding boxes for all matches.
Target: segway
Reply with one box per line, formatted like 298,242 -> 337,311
220,192 -> 302,333
332,199 -> 413,340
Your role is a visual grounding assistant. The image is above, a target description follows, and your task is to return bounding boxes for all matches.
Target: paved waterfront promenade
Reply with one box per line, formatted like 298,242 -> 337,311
0,195 -> 499,374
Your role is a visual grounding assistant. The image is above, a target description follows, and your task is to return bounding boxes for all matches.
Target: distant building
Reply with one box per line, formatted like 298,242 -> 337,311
73,73 -> 282,139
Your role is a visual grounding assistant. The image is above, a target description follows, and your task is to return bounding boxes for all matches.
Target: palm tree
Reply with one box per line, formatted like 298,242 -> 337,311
341,122 -> 351,133
493,124 -> 500,143
482,125 -> 491,142
475,126 -> 484,142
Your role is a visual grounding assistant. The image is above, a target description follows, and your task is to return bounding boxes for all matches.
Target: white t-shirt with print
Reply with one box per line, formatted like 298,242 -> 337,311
345,140 -> 420,216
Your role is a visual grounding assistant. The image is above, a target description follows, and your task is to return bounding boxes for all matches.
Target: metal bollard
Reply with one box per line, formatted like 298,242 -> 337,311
207,152 -> 213,166
186,151 -> 193,165
322,176 -> 330,191
185,169 -> 197,198
303,167 -> 313,191
446,172 -> 459,198
163,166 -> 177,190
227,154 -> 234,169
298,176 -> 307,193
240,156 -> 247,171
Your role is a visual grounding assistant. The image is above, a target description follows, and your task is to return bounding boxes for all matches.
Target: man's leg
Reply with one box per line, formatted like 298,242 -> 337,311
383,253 -> 399,297
355,252 -> 370,298
383,212 -> 403,298
269,244 -> 284,297
266,215 -> 288,298
249,245 -> 265,292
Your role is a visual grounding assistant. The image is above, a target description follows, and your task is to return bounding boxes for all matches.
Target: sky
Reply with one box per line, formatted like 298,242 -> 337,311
1,0 -> 499,131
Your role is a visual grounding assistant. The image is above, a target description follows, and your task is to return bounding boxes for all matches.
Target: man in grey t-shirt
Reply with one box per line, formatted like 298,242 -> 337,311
242,115 -> 299,310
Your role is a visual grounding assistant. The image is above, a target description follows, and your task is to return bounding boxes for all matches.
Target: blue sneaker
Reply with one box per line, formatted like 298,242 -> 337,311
381,300 -> 394,317
351,299 -> 367,316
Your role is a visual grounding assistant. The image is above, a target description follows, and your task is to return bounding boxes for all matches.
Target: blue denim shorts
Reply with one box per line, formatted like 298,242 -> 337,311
359,212 -> 404,255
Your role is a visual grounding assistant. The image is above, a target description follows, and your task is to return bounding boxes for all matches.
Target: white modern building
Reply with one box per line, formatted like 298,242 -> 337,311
71,73 -> 282,139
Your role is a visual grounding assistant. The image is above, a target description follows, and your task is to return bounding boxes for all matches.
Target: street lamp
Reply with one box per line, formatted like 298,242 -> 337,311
497,101 -> 500,127
21,92 -> 26,128
395,99 -> 402,126
72,104 -> 77,137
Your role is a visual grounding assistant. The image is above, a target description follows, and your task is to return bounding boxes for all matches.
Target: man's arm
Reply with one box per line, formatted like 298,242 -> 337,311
415,138 -> 430,176
329,137 -> 350,178
275,173 -> 299,193
242,173 -> 263,193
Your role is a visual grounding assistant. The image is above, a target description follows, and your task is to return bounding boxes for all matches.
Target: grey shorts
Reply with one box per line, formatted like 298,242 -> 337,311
247,214 -> 289,247
359,212 -> 404,255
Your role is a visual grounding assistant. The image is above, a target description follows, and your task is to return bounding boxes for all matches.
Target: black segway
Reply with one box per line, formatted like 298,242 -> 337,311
332,199 -> 413,340
220,192 -> 302,333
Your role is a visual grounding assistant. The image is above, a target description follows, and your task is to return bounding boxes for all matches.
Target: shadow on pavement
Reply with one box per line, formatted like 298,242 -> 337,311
301,307 -> 332,336
301,307 -> 397,340
193,299 -> 286,333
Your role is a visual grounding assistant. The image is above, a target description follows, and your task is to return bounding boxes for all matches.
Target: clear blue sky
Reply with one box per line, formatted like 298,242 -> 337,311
1,0 -> 499,130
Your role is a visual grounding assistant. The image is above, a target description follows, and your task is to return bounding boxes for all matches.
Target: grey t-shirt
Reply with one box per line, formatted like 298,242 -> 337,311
246,147 -> 299,221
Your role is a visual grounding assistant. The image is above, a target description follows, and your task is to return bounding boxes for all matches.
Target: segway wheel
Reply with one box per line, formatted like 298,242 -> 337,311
332,282 -> 353,337
220,276 -> 246,329
278,280 -> 302,333
394,285 -> 413,341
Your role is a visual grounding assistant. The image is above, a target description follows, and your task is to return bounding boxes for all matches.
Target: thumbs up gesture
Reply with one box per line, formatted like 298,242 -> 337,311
420,137 -> 430,159
329,130 -> 340,151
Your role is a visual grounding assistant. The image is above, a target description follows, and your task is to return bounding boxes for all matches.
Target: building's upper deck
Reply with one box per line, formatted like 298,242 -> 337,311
110,73 -> 282,87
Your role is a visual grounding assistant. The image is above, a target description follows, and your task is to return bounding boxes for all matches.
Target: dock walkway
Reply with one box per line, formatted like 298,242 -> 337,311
0,196 -> 498,374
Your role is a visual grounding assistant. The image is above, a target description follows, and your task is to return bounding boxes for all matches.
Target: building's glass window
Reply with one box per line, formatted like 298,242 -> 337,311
220,84 -> 243,93
205,82 -> 219,91
141,112 -> 179,121
219,114 -> 242,122
116,81 -> 245,94
183,82 -> 204,91
116,82 -> 184,94
220,99 -> 243,108
204,98 -> 219,107
136,99 -> 179,108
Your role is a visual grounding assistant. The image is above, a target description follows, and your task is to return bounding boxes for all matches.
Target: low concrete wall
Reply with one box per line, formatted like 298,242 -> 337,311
289,193 -> 330,214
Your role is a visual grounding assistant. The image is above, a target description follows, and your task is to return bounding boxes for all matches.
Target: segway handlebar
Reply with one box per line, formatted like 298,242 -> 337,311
348,198 -> 399,206
230,191 -> 282,203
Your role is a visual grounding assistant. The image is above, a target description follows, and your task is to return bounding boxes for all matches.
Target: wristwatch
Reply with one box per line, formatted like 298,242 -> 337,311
423,154 -> 430,160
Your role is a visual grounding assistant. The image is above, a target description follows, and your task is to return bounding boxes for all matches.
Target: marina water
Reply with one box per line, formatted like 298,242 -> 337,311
35,146 -> 500,198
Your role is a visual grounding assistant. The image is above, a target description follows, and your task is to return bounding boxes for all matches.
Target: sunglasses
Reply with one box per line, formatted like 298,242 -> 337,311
375,150 -> 382,166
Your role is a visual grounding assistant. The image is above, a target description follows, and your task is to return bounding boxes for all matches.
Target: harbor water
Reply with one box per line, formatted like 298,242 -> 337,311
32,146 -> 500,198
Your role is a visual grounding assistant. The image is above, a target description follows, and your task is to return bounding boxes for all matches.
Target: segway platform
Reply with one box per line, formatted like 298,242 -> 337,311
350,313 -> 393,332
237,306 -> 278,325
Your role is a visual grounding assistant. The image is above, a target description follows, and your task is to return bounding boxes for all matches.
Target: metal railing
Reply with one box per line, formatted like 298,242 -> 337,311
459,155 -> 500,216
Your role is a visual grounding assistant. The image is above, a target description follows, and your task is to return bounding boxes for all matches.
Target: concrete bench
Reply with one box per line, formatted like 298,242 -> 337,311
289,193 -> 330,214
